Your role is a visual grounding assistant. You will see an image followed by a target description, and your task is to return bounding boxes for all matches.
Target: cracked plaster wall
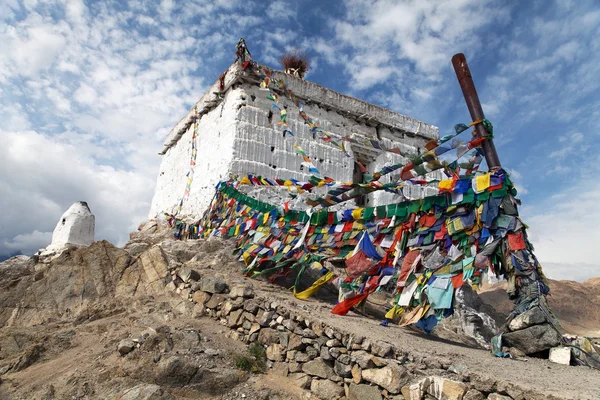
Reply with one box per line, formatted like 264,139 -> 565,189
150,70 -> 440,220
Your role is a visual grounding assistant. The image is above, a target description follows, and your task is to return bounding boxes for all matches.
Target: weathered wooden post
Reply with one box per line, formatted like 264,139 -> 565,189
451,53 -> 501,170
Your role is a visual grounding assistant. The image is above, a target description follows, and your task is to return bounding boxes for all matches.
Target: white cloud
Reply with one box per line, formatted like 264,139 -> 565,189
0,130 -> 155,256
324,0 -> 509,93
1,24 -> 67,77
3,230 -> 52,254
521,163 -> 600,281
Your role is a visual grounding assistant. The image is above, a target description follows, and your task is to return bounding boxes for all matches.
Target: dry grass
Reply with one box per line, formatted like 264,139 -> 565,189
280,50 -> 310,79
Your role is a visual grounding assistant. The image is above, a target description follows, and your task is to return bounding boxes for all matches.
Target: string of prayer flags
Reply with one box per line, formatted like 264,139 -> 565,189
168,165 -> 548,333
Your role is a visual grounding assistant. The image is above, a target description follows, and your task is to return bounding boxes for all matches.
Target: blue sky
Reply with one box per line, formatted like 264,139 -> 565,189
1,0 -> 599,281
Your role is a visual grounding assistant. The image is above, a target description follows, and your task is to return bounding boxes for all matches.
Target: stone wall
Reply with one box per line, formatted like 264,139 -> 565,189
163,261 -> 561,400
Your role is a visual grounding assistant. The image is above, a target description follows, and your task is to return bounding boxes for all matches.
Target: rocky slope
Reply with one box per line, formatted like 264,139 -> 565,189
478,279 -> 600,336
1,222 -> 599,400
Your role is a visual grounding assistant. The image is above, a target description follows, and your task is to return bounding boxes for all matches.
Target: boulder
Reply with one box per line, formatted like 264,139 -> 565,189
199,276 -> 227,294
139,246 -> 170,285
347,383 -> 382,400
116,384 -> 174,400
502,324 -> 561,355
243,300 -> 259,314
362,364 -> 407,394
302,358 -> 335,379
154,356 -> 200,387
310,379 -> 344,400
118,339 -> 136,356
508,306 -> 546,331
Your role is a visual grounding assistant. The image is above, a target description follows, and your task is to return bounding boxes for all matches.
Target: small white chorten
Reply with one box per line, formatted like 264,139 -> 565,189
45,201 -> 95,252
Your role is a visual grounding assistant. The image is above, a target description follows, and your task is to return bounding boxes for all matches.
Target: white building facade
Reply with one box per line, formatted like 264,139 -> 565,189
149,62 -> 439,219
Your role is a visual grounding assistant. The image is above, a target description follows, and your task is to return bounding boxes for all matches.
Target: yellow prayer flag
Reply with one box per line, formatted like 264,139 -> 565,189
475,173 -> 491,192
293,271 -> 334,300
351,208 -> 363,220
439,179 -> 454,191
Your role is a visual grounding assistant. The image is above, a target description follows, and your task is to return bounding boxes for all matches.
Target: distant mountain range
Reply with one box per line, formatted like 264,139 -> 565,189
479,278 -> 600,336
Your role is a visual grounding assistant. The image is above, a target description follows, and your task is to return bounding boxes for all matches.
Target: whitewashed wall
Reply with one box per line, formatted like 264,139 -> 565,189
149,65 -> 440,220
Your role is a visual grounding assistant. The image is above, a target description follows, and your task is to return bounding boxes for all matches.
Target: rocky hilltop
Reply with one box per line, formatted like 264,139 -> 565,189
0,222 -> 599,400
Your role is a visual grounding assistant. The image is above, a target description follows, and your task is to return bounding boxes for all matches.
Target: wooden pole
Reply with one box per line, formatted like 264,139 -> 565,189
451,53 -> 501,170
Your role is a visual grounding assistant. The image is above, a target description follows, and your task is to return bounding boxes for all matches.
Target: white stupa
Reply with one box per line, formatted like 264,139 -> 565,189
44,201 -> 95,253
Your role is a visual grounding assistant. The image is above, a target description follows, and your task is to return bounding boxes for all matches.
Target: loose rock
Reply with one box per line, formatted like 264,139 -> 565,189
362,364 -> 407,394
310,379 -> 344,400
118,339 -> 136,356
347,383 -> 382,400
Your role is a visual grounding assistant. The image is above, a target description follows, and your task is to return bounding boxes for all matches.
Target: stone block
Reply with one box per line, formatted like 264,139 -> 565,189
205,294 -> 226,309
362,364 -> 408,394
549,347 -> 571,365
334,360 -> 352,378
177,267 -> 200,283
295,352 -> 311,362
258,328 -> 280,345
288,333 -> 305,351
321,346 -> 333,361
310,379 -> 344,400
258,311 -> 274,327
426,377 -> 468,400
266,344 -> 286,362
351,350 -> 376,369
302,358 -> 335,379
192,291 -> 211,305
351,364 -> 362,384
371,341 -> 393,358
347,383 -> 382,400
199,276 -> 227,294
508,306 -> 547,331
243,300 -> 259,314
227,309 -> 244,328
487,395 -> 512,400
306,346 -> 319,359
289,361 -> 302,373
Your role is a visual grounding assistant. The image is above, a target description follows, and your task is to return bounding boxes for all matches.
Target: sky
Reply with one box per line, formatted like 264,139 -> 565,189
1,0 -> 599,281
